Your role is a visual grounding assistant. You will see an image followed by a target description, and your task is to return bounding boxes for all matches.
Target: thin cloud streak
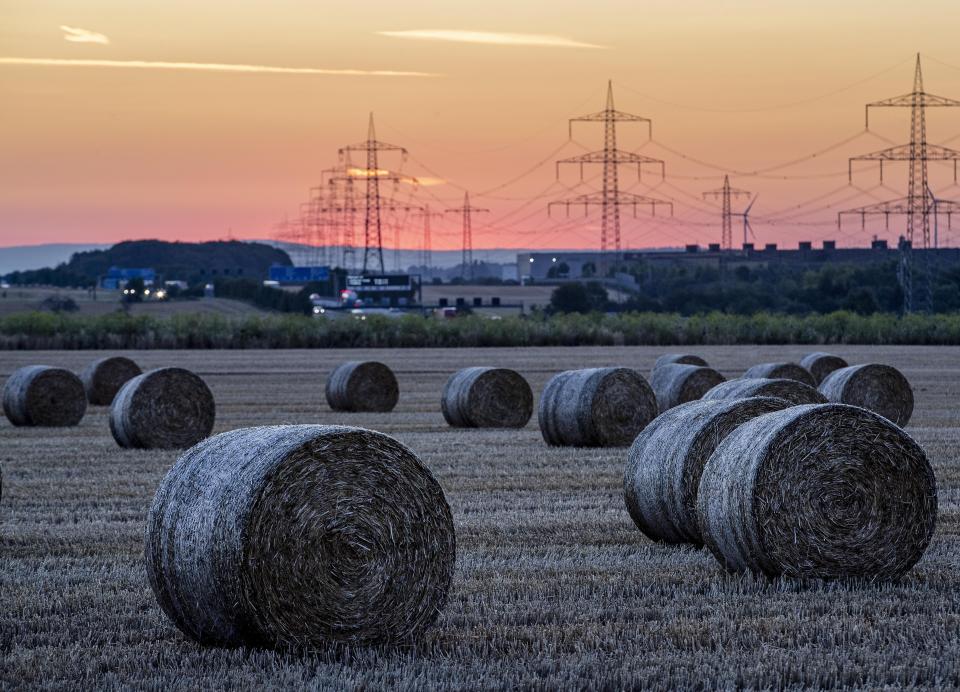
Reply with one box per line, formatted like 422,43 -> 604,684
378,30 -> 606,49
61,26 -> 110,44
0,57 -> 438,77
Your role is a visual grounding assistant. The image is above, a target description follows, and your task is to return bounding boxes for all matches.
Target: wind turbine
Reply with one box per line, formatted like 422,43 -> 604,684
927,184 -> 954,248
734,195 -> 759,247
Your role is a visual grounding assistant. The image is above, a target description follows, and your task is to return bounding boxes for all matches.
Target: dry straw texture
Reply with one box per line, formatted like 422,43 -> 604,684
653,353 -> 708,371
650,363 -> 726,411
624,396 -> 791,546
145,424 -> 456,649
325,361 -> 399,412
79,356 -> 143,405
697,403 -> 937,580
702,377 -> 827,405
109,367 -> 215,449
441,367 -> 533,428
539,367 -> 657,447
799,352 -> 849,385
742,361 -> 817,387
818,363 -> 914,426
2,365 -> 86,426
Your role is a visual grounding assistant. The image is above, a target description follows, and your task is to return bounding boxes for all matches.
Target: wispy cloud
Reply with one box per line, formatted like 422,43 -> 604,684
378,30 -> 606,49
0,57 -> 438,77
61,25 -> 110,44
347,167 -> 445,186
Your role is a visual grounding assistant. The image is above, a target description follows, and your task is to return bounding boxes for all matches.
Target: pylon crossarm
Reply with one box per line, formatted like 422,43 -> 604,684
852,143 -> 960,162
866,93 -> 960,127
839,198 -> 911,220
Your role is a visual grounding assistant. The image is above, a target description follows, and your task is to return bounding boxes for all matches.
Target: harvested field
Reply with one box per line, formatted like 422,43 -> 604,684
2,344 -> 960,688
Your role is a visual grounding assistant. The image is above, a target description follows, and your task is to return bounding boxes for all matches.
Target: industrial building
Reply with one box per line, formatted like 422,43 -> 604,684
517,240 -> 960,281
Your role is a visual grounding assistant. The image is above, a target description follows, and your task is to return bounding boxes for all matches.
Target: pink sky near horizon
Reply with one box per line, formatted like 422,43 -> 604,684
4,1 -> 960,252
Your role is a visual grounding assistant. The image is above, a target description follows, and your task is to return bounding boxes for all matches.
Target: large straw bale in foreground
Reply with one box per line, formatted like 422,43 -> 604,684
624,396 -> 791,545
697,404 -> 936,580
145,425 -> 456,648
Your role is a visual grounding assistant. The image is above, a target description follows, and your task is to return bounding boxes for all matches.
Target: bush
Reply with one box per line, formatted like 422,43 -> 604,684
2,310 -> 960,349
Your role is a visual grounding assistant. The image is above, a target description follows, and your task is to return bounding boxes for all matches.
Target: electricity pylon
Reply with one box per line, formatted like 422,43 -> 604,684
549,81 -> 672,273
702,175 -> 752,250
339,113 -> 411,274
414,205 -> 443,271
839,54 -> 960,313
446,192 -> 488,281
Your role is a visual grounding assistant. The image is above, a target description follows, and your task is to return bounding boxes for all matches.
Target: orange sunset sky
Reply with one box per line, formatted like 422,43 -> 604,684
3,1 -> 960,253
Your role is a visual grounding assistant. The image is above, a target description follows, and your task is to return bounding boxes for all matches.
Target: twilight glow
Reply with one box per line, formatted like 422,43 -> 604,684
3,0 -> 960,252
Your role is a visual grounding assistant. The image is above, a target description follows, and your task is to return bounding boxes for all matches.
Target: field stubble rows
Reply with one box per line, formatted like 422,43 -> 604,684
2,345 -> 960,689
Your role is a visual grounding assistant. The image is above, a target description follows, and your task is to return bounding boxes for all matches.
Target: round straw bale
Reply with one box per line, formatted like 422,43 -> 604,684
742,361 -> 816,387
649,363 -> 726,411
702,377 -> 827,405
653,353 -> 709,371
624,396 -> 792,546
325,361 -> 399,412
110,367 -> 215,449
818,363 -> 914,426
538,367 -> 657,447
441,367 -> 533,428
145,424 -> 456,648
2,365 -> 86,427
80,356 -> 143,405
799,352 -> 849,385
696,404 -> 937,580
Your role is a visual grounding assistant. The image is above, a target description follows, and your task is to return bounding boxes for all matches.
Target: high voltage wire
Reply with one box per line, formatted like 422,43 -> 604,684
280,57 -> 960,253
616,57 -> 915,113
377,90 -> 601,157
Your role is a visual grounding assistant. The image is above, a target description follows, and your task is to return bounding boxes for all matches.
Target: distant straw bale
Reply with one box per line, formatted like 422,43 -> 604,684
326,361 -> 399,412
109,367 -> 215,449
624,396 -> 791,545
80,356 -> 142,405
702,377 -> 827,405
697,403 -> 937,580
441,367 -> 533,428
799,352 -> 849,385
538,367 -> 657,447
650,363 -> 726,411
818,363 -> 914,426
144,425 -> 456,648
742,362 -> 816,387
652,353 -> 709,371
3,365 -> 86,427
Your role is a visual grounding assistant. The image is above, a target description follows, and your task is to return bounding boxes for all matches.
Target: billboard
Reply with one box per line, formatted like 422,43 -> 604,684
268,265 -> 330,284
346,274 -> 413,293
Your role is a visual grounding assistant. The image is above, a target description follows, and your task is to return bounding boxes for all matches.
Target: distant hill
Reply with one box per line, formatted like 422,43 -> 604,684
3,240 -> 293,287
258,240 -> 568,269
0,243 -> 109,275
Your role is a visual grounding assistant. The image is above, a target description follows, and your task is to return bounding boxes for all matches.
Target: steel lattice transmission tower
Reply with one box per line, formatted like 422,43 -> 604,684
414,205 -> 443,271
339,113 -> 411,274
549,81 -> 672,270
703,175 -> 752,250
317,165 -> 362,271
447,192 -> 489,281
839,55 -> 960,313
